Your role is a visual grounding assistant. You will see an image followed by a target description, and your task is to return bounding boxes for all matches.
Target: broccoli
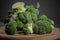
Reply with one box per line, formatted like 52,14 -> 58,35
15,18 -> 24,31
24,11 -> 32,23
18,13 -> 26,23
39,15 -> 48,21
23,22 -> 33,34
5,20 -> 17,35
33,15 -> 54,34
39,15 -> 54,28
25,5 -> 39,22
33,20 -> 52,34
4,2 -> 54,35
48,19 -> 54,28
12,2 -> 26,13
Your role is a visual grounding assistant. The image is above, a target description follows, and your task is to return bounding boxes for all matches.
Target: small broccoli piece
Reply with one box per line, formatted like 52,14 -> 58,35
39,15 -> 54,29
48,19 -> 54,25
33,23 -> 39,34
23,22 -> 33,34
5,20 -> 17,35
33,20 -> 52,34
12,2 -> 26,13
24,11 -> 32,23
48,19 -> 54,28
39,15 -> 48,21
15,18 -> 24,31
18,13 -> 26,23
25,5 -> 39,22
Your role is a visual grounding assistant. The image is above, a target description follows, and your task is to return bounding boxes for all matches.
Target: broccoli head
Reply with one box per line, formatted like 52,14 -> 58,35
12,2 -> 26,13
5,20 -> 17,35
23,22 -> 33,34
25,5 -> 39,22
15,18 -> 24,31
33,20 -> 52,34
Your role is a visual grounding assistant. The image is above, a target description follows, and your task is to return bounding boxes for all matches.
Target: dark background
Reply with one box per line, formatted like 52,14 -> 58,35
0,0 -> 60,27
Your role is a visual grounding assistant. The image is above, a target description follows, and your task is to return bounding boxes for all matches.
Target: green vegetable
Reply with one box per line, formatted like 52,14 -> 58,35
5,20 -> 17,35
12,2 -> 26,13
33,20 -> 52,34
18,13 -> 26,23
48,19 -> 54,28
16,18 -> 24,31
23,22 -> 33,34
24,11 -> 32,23
48,19 -> 54,25
4,2 -> 54,35
39,15 -> 48,21
39,15 -> 54,28
26,5 -> 39,22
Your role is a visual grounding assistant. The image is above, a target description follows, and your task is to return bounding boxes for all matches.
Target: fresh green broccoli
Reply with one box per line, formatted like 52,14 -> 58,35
18,13 -> 26,23
4,2 -> 54,35
15,18 -> 24,31
39,15 -> 48,21
39,15 -> 54,28
24,11 -> 32,23
48,19 -> 54,28
25,5 -> 39,22
23,22 -> 33,34
48,19 -> 54,25
33,20 -> 52,34
5,20 -> 17,35
12,2 -> 26,13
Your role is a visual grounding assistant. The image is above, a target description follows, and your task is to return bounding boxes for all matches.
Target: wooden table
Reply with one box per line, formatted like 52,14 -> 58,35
0,27 -> 60,40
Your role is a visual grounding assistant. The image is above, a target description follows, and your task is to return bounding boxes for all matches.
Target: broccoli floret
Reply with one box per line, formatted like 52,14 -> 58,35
25,5 -> 39,22
24,11 -> 32,23
39,15 -> 54,28
39,15 -> 48,21
5,20 -> 17,35
33,20 -> 52,34
15,18 -> 24,31
23,22 -> 33,34
48,19 -> 54,25
4,2 -> 54,35
48,19 -> 54,28
18,13 -> 26,23
12,2 -> 26,13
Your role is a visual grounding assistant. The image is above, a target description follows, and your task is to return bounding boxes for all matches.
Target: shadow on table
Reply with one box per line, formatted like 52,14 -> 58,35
54,38 -> 60,40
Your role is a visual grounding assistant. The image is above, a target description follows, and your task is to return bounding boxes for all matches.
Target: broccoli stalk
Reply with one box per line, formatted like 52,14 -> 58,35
23,22 -> 33,34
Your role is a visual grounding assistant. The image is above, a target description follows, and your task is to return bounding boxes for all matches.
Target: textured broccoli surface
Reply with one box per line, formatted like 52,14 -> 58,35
33,20 -> 52,34
12,2 -> 26,13
16,18 -> 24,31
25,5 -> 39,22
4,2 -> 54,35
23,22 -> 33,34
5,20 -> 17,35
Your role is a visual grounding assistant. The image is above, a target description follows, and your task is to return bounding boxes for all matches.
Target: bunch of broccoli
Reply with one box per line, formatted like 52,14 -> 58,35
4,2 -> 54,35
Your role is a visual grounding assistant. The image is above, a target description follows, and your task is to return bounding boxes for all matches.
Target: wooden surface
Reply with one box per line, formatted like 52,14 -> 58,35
0,27 -> 60,40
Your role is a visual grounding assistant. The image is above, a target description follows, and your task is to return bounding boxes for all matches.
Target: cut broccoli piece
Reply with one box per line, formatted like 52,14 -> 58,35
12,2 -> 26,13
5,20 -> 17,35
23,22 -> 33,34
33,20 -> 52,34
24,11 -> 32,23
25,5 -> 39,22
16,18 -> 24,31
39,15 -> 48,21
